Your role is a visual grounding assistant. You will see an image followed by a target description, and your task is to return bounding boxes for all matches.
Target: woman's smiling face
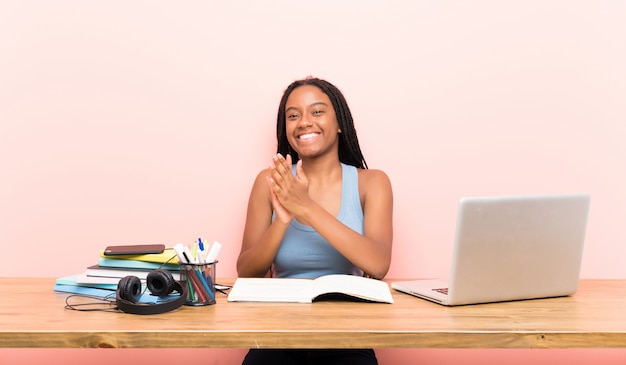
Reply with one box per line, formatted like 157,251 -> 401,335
284,85 -> 341,159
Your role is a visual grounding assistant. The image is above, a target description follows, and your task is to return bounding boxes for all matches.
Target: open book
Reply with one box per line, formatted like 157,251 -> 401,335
227,274 -> 394,304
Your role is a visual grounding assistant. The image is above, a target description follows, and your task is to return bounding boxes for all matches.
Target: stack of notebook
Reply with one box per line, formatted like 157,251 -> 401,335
54,248 -> 181,297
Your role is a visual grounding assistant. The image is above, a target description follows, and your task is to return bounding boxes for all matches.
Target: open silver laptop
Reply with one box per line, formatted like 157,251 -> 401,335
392,194 -> 590,306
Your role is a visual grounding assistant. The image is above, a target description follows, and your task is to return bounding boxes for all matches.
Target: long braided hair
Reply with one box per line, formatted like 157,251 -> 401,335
276,77 -> 368,170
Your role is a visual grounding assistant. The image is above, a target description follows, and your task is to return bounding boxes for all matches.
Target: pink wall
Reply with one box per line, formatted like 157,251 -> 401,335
1,1 -> 625,364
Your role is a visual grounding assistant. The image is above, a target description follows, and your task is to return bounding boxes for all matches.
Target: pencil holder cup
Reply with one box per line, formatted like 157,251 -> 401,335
179,261 -> 217,306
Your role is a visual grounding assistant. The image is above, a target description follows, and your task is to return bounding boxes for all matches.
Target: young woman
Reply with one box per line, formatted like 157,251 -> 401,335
237,77 -> 393,365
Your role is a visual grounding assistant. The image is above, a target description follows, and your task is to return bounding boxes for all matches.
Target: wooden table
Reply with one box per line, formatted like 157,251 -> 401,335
1,278 -> 625,349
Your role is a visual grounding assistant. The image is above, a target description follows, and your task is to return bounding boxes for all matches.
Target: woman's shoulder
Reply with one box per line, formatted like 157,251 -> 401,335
356,168 -> 392,205
249,167 -> 273,193
253,167 -> 273,181
357,168 -> 392,190
357,167 -> 390,181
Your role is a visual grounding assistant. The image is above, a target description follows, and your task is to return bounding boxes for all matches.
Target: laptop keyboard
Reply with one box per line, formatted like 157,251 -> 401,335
432,288 -> 449,295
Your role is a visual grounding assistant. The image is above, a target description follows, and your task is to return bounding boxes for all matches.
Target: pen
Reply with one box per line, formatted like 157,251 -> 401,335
184,266 -> 207,302
191,242 -> 198,263
186,279 -> 196,302
173,243 -> 188,264
205,241 -> 222,263
182,246 -> 196,264
195,267 -> 215,301
198,238 -> 207,264
188,267 -> 212,302
204,270 -> 216,300
198,238 -> 205,252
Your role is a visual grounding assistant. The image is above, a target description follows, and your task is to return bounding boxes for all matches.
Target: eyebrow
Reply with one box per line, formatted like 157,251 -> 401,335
285,102 -> 329,113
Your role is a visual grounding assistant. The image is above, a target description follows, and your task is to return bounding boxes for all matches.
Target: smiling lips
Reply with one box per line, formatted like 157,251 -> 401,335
298,132 -> 320,141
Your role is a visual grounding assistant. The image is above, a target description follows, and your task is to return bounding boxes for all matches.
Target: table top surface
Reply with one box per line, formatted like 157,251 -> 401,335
1,278 -> 626,349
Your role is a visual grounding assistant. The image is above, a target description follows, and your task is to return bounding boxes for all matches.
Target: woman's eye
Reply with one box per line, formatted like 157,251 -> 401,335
287,114 -> 299,120
312,110 -> 324,116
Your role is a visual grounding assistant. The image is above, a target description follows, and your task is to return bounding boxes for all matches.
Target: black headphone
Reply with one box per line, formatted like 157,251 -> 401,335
116,269 -> 187,315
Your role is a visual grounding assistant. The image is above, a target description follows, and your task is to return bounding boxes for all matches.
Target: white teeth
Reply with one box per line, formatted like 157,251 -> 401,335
299,133 -> 318,140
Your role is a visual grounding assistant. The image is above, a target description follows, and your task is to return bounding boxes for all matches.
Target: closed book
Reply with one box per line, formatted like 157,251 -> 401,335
54,284 -> 116,297
74,273 -> 123,285
85,266 -> 182,281
98,257 -> 180,271
55,275 -> 118,290
99,249 -> 179,264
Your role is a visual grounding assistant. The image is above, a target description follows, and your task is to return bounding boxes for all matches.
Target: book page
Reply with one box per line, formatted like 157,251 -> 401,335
228,278 -> 314,303
312,275 -> 394,303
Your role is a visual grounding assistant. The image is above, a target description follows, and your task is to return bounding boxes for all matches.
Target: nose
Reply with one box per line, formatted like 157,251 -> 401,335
298,116 -> 312,128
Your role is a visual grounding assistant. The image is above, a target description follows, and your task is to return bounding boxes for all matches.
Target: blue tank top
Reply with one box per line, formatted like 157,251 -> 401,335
273,163 -> 364,278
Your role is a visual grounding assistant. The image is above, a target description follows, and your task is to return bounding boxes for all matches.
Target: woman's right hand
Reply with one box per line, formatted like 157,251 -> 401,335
266,174 -> 294,224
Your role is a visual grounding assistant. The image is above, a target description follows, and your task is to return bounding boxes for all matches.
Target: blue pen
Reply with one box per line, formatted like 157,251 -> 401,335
198,238 -> 206,263
198,238 -> 204,251
205,273 -> 215,300
195,267 -> 215,301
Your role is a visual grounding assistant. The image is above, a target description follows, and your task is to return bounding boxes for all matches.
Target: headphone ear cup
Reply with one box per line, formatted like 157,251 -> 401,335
146,269 -> 175,297
116,270 -> 187,315
118,275 -> 142,303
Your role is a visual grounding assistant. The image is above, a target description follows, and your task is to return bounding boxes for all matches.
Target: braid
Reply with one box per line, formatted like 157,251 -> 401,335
276,77 -> 368,169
